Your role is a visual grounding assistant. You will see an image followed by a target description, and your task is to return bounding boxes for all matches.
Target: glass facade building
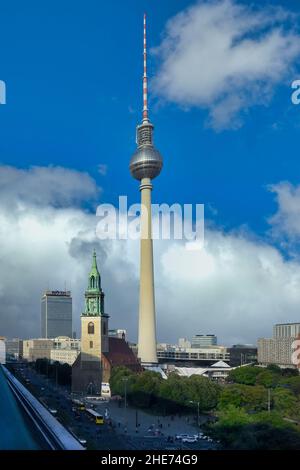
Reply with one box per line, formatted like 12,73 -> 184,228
41,291 -> 72,339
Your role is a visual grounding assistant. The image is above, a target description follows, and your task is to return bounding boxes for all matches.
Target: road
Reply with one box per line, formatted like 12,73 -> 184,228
8,362 -> 217,451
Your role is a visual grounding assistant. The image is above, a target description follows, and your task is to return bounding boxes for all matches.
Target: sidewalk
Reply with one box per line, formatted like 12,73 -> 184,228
96,400 -> 201,438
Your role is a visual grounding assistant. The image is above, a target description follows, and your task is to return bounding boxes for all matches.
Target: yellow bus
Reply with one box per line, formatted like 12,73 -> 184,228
72,399 -> 86,411
86,408 -> 104,425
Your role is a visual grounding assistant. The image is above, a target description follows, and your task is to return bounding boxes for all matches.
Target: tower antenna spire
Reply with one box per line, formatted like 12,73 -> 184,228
142,13 -> 149,123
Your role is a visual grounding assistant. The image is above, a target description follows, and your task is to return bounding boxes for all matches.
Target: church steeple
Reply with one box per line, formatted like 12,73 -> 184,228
84,250 -> 104,316
87,249 -> 101,292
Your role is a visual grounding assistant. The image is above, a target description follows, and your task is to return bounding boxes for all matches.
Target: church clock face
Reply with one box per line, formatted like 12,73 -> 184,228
89,298 -> 97,314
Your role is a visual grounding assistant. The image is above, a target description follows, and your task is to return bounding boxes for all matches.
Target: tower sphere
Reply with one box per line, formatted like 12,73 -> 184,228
130,122 -> 163,181
130,145 -> 163,181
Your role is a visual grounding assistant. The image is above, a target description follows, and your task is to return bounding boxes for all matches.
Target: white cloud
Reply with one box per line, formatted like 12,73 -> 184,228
1,164 -> 300,345
268,181 -> 300,244
0,165 -> 99,208
153,0 -> 300,130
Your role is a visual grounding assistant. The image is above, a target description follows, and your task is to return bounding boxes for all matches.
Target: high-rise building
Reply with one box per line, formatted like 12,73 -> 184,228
129,14 -> 163,366
273,323 -> 300,338
41,290 -> 72,338
257,337 -> 297,368
191,335 -> 217,348
258,323 -> 300,368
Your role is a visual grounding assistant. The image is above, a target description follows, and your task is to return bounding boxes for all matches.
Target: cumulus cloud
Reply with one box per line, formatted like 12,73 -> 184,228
1,164 -> 300,345
0,165 -> 99,209
153,0 -> 300,130
268,181 -> 300,247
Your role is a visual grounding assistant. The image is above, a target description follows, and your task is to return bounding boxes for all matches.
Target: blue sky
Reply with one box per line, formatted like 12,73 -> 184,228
2,0 -> 300,343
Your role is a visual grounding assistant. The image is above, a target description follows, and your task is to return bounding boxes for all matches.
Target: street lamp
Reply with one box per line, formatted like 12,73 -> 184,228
122,377 -> 129,409
190,400 -> 200,427
122,377 -> 129,428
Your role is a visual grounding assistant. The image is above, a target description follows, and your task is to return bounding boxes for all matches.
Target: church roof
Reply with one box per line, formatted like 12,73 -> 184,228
103,337 -> 142,371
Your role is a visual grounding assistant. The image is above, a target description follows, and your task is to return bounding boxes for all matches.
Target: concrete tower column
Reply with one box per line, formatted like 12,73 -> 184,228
138,177 -> 157,365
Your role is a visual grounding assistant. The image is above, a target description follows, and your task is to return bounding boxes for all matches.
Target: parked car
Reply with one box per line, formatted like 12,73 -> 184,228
182,436 -> 198,443
175,434 -> 188,441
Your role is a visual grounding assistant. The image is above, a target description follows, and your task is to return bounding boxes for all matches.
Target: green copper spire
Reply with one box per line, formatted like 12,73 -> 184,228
84,250 -> 105,316
87,249 -> 101,292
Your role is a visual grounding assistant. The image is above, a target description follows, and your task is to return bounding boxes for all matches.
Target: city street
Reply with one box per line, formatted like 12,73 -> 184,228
9,362 -> 217,450
95,400 -> 216,450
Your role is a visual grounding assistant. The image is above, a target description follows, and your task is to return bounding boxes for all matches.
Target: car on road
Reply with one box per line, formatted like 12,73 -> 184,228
175,434 -> 188,441
182,436 -> 198,443
49,408 -> 57,415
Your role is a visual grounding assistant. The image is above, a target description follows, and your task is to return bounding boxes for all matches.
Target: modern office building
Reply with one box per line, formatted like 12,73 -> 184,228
273,323 -> 300,338
258,323 -> 300,368
257,337 -> 297,368
191,334 -> 217,348
227,344 -> 257,367
41,290 -> 72,338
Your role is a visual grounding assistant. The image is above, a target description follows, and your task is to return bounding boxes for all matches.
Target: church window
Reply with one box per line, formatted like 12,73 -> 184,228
90,341 -> 93,348
88,322 -> 94,334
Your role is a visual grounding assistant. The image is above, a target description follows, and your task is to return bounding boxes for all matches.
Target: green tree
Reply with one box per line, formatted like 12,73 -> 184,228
279,376 -> 300,396
256,369 -> 280,388
187,375 -> 220,411
227,366 -> 261,385
272,388 -> 298,417
219,384 -> 267,411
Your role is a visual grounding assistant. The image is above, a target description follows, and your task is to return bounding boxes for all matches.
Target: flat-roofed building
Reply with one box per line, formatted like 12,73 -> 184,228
157,344 -> 229,365
191,334 -> 217,348
22,339 -> 53,362
50,336 -> 80,366
257,337 -> 297,368
5,338 -> 23,360
273,323 -> 300,339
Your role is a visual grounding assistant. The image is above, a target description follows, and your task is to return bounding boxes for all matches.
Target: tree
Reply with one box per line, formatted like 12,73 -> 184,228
227,366 -> 261,385
187,375 -> 220,411
272,388 -> 298,418
219,384 -> 267,411
256,369 -> 280,388
279,376 -> 300,396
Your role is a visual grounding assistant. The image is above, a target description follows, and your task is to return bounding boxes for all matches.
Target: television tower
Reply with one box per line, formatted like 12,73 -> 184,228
129,14 -> 163,366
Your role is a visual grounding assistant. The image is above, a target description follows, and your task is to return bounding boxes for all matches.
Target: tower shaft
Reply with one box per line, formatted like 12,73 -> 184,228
138,177 -> 157,365
130,15 -> 163,367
